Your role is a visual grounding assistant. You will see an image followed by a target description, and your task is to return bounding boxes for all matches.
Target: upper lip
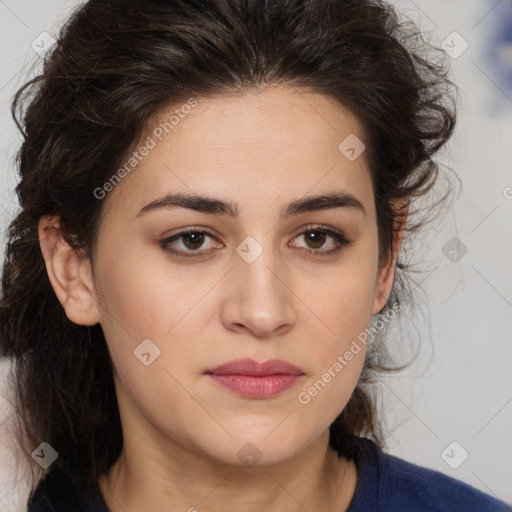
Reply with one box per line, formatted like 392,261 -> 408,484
206,358 -> 304,376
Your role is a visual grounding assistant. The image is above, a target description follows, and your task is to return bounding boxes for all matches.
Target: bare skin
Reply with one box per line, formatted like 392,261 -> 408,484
39,85 -> 405,511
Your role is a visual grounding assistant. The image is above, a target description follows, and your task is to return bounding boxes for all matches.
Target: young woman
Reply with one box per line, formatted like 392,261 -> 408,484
0,0 -> 509,510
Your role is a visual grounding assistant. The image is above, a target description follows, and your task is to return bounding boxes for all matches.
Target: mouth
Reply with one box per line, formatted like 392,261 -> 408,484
205,358 -> 305,399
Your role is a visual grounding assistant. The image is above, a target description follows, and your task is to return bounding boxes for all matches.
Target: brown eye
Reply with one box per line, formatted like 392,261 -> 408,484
181,232 -> 206,250
159,228 -> 221,258
290,225 -> 352,258
303,230 -> 327,249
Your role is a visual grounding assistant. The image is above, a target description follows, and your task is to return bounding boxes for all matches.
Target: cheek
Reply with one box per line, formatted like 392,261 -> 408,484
296,250 -> 377,404
92,247 -> 219,384
93,243 -> 180,336
91,244 -> 165,377
293,343 -> 366,445
303,250 -> 377,337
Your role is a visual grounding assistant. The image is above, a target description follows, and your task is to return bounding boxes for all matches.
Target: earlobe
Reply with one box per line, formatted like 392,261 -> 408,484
371,201 -> 408,315
38,215 -> 100,326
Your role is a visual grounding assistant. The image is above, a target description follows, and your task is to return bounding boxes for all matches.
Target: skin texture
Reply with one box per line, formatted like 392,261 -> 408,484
38,85 -> 405,511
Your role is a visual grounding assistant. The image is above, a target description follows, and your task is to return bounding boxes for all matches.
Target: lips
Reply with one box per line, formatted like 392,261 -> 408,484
206,358 -> 304,377
205,358 -> 305,399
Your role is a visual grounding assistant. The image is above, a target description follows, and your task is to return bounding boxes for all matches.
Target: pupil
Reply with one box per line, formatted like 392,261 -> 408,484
306,230 -> 325,249
181,231 -> 326,251
184,232 -> 204,249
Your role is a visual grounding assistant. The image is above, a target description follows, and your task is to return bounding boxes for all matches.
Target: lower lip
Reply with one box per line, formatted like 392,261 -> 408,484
207,374 -> 303,398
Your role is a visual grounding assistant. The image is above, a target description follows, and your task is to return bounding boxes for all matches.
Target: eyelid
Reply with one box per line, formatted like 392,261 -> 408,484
159,224 -> 352,258
291,223 -> 352,243
158,226 -> 221,258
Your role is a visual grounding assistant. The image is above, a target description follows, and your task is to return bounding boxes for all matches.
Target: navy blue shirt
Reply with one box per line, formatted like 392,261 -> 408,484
28,438 -> 510,511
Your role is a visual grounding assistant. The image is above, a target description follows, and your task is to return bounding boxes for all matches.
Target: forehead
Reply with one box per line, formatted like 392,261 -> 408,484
100,86 -> 374,221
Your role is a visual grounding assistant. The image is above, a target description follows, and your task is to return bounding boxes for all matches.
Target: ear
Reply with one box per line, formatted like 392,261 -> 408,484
38,215 -> 100,326
371,200 -> 408,315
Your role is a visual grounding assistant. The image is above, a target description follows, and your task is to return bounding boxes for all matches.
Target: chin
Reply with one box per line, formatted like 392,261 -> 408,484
202,429 -> 312,469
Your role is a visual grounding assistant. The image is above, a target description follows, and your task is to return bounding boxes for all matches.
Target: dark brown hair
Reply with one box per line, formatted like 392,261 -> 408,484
0,0 -> 457,501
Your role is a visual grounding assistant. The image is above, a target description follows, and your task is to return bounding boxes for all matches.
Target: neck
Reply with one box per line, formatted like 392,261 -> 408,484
98,430 -> 358,512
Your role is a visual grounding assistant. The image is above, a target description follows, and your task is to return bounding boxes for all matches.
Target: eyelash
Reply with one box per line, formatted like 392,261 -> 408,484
159,225 -> 352,259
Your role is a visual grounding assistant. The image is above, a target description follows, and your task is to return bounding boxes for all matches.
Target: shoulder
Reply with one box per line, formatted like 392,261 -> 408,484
28,464 -> 108,512
349,438 -> 511,512
378,449 -> 510,511
28,466 -> 74,512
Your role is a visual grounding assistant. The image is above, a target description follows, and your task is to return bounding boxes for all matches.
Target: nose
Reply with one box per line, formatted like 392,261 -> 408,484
220,241 -> 296,339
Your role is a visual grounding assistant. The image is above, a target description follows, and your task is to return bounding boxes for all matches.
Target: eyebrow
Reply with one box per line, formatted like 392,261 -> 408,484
136,191 -> 366,219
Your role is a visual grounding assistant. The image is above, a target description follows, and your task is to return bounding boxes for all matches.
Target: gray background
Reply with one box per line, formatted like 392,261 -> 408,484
0,0 -> 511,509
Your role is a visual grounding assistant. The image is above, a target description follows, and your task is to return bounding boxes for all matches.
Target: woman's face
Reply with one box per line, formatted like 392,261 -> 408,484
70,86 -> 398,466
